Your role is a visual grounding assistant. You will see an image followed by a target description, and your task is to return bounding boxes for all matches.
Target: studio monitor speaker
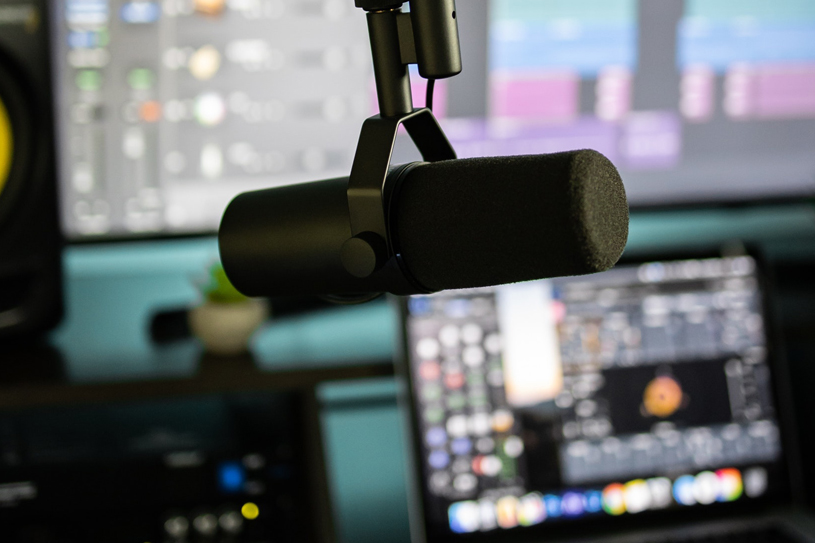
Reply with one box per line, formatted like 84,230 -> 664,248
0,0 -> 63,340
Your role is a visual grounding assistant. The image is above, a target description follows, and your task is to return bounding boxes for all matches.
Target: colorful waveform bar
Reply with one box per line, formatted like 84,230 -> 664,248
678,0 -> 815,120
678,0 -> 815,70
489,0 -> 638,75
488,0 -> 637,122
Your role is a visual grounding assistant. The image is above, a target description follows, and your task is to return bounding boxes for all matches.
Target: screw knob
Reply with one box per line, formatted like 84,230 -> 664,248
341,232 -> 388,278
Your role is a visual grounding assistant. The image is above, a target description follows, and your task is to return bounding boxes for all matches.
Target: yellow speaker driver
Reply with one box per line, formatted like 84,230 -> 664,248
0,95 -> 14,200
0,96 -> 12,198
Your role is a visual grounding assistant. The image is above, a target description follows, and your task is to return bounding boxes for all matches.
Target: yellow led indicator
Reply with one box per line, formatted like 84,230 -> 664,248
0,96 -> 12,197
241,502 -> 260,520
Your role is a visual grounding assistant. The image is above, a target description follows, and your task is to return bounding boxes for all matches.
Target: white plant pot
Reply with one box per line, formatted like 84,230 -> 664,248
188,298 -> 269,356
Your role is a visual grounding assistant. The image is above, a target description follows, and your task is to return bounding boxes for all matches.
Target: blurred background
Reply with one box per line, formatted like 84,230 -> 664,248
2,0 -> 815,542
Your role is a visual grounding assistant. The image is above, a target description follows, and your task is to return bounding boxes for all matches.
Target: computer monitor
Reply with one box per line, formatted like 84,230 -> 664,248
52,0 -> 815,239
399,254 -> 794,541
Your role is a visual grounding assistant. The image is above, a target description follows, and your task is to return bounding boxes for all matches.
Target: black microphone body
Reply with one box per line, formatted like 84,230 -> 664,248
219,150 -> 629,297
219,176 -> 402,297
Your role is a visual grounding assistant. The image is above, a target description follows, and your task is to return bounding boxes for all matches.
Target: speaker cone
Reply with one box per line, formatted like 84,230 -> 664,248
0,52 -> 34,227
0,96 -> 11,199
0,44 -> 62,338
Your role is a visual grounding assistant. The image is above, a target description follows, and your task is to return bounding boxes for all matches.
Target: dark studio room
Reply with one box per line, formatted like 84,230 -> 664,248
2,0 -> 815,541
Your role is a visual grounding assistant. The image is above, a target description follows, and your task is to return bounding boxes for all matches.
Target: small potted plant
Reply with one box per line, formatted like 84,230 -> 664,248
188,262 -> 269,356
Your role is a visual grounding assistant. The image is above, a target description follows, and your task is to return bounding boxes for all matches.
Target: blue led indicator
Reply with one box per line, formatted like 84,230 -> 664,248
219,461 -> 246,493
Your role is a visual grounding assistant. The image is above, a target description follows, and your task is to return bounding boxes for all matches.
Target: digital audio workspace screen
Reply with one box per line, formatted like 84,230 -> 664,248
404,256 -> 785,537
53,0 -> 815,238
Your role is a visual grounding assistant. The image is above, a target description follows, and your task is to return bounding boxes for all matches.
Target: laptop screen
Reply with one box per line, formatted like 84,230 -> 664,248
400,255 -> 790,541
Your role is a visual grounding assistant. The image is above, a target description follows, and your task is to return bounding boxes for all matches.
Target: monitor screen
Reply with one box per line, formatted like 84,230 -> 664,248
401,255 -> 789,540
52,0 -> 373,237
53,0 -> 815,239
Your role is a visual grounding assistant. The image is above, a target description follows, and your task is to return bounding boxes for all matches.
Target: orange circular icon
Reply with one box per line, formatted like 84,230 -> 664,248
140,101 -> 161,123
195,0 -> 225,16
642,376 -> 683,418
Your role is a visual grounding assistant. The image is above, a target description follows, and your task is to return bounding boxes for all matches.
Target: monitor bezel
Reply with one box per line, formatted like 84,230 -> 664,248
394,247 -> 802,543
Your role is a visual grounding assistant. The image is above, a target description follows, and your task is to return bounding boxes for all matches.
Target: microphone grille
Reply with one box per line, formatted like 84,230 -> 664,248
393,150 -> 629,291
567,149 -> 630,274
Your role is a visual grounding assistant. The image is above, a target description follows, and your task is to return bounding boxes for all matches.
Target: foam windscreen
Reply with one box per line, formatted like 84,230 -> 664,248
393,150 -> 629,291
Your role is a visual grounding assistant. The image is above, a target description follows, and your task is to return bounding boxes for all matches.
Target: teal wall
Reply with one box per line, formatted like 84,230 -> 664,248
52,204 -> 815,376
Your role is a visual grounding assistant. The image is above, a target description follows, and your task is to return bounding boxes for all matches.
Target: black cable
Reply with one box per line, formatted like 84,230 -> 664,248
426,78 -> 436,111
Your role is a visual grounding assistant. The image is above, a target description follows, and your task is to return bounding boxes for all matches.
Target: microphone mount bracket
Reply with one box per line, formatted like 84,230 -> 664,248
340,0 -> 460,291
356,0 -> 461,98
342,108 -> 456,287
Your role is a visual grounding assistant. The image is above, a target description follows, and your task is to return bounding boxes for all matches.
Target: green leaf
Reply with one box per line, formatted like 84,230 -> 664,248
203,263 -> 248,304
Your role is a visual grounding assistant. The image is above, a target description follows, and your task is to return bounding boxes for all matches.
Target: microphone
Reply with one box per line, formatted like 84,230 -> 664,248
218,149 -> 629,298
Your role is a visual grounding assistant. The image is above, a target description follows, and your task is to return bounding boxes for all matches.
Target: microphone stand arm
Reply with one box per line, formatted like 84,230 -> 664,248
358,0 -> 461,117
340,0 -> 461,291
